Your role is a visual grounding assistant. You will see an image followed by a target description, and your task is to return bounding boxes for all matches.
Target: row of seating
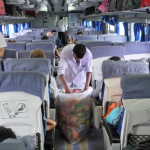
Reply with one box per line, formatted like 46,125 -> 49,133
101,58 -> 150,150
5,42 -> 55,52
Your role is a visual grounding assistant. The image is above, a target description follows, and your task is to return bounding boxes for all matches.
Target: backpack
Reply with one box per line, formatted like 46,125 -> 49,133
0,0 -> 5,16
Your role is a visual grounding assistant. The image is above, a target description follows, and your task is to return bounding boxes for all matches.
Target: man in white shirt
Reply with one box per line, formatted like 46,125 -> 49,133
58,44 -> 93,93
0,32 -> 7,58
57,16 -> 67,46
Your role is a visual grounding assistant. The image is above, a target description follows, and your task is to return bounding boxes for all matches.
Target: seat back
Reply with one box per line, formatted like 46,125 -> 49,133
84,41 -> 112,50
102,58 -> 149,115
90,46 -> 125,88
104,35 -> 127,43
4,50 -> 17,59
17,51 -> 54,66
15,39 -> 32,43
121,74 -> 150,149
3,58 -> 51,117
0,71 -> 46,150
32,39 -> 55,43
6,42 -> 26,51
17,36 -> 35,40
124,42 -> 150,60
26,42 -> 55,52
75,35 -> 97,42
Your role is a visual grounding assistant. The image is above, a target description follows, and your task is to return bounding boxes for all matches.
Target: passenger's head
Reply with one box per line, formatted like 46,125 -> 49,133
73,44 -> 86,60
0,126 -> 16,142
30,49 -> 46,58
41,35 -> 48,40
47,31 -> 52,36
77,31 -> 83,35
60,16 -> 63,20
7,39 -> 16,43
109,56 -> 121,61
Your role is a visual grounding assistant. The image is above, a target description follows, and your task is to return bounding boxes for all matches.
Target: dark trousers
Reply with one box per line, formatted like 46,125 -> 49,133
58,31 -> 68,46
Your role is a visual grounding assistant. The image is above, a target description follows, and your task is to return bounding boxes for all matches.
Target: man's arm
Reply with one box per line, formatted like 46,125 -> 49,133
84,72 -> 92,91
59,74 -> 72,93
0,48 -> 4,58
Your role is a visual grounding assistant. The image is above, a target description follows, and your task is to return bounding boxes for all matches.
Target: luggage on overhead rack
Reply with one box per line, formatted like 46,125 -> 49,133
116,0 -> 128,11
108,0 -> 117,11
126,0 -> 141,10
140,0 -> 150,7
0,0 -> 5,15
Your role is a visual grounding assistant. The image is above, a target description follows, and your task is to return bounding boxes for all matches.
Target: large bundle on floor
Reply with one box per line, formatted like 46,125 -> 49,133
56,87 -> 93,144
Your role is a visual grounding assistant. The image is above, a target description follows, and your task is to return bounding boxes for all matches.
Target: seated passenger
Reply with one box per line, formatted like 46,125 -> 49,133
7,39 -> 16,43
0,32 -> 7,58
47,31 -> 53,36
77,31 -> 83,35
29,49 -> 46,58
0,126 -> 16,142
41,35 -> 49,40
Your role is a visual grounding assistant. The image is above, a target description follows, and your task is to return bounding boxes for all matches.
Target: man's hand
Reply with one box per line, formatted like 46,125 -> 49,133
65,88 -> 72,93
84,85 -> 89,91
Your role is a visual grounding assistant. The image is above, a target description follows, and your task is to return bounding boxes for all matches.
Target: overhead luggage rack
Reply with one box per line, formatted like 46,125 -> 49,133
0,15 -> 35,24
82,6 -> 150,21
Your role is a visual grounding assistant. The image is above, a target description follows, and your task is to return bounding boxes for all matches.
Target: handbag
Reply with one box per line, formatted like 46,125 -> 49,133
0,0 -> 5,16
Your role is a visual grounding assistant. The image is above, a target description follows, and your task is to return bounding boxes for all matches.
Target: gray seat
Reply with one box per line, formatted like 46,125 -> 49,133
84,41 -> 112,50
17,51 -> 54,66
5,42 -> 26,51
17,36 -> 35,40
26,42 -> 55,52
4,50 -> 17,59
124,42 -> 150,60
121,74 -> 150,149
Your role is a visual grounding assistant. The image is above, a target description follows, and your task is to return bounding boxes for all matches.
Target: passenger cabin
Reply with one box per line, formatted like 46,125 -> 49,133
0,0 -> 150,150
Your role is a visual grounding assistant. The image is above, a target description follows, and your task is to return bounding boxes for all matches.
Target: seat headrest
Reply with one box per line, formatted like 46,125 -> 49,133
4,58 -> 51,74
0,71 -> 46,100
90,46 -> 125,59
121,74 -> 150,99
0,135 -> 34,150
102,58 -> 149,79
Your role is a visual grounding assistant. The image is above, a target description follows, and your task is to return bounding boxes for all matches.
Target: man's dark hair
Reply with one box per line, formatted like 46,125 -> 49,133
73,44 -> 86,59
109,56 -> 121,61
0,126 -> 16,142
41,35 -> 48,40
77,31 -> 83,35
52,30 -> 56,32
60,16 -> 63,20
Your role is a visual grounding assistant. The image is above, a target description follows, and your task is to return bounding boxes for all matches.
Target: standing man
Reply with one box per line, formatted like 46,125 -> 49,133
58,44 -> 93,93
57,16 -> 67,46
0,32 -> 7,58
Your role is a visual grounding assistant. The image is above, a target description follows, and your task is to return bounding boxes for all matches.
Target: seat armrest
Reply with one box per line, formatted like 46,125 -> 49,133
103,119 -> 120,144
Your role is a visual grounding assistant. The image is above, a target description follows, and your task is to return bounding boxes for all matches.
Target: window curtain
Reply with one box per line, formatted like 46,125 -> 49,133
140,24 -> 146,42
123,22 -> 129,41
5,24 -> 9,36
27,23 -> 31,28
115,22 -> 120,34
92,21 -> 96,28
22,23 -> 26,30
17,24 -> 21,32
14,24 -> 18,33
0,25 -> 2,33
134,23 -> 141,41
148,24 -> 150,41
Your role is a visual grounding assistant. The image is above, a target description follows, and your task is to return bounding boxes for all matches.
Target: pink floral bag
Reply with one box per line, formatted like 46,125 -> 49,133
98,0 -> 109,12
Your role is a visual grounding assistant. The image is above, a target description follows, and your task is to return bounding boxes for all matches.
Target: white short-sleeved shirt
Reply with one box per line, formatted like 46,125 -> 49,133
58,44 -> 93,89
57,19 -> 66,32
0,32 -> 7,48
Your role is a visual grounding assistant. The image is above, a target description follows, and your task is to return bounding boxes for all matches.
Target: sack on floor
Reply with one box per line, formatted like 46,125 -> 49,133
56,87 -> 93,144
